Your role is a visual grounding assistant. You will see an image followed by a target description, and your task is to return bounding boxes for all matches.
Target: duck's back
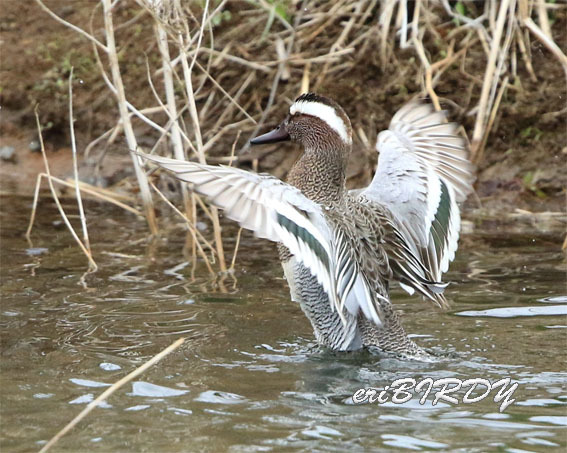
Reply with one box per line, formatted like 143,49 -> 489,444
281,194 -> 429,353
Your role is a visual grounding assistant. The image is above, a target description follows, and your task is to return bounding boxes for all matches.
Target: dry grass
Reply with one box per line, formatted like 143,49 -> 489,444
34,0 -> 566,274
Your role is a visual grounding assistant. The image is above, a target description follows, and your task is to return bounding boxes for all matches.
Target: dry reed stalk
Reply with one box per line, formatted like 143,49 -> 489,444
515,28 -> 538,81
475,75 -> 510,165
26,173 -> 141,240
227,130 -> 241,168
137,1 -> 232,275
179,40 -> 204,158
28,107 -> 98,272
177,0 -> 228,272
155,23 -> 192,216
229,227 -> 243,273
397,0 -> 411,49
470,0 -> 513,160
150,182 -> 216,276
210,207 -> 227,272
301,61 -> 311,93
26,173 -> 49,240
101,0 -> 158,234
478,0 -> 517,152
73,180 -> 137,203
275,36 -> 291,81
68,68 -> 91,254
177,26 -> 202,265
379,0 -> 397,66
412,36 -> 441,111
38,337 -> 185,453
142,56 -> 198,156
227,132 -> 243,273
535,0 -> 552,40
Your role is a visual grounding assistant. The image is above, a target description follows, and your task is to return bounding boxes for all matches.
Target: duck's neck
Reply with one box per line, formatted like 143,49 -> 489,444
287,144 -> 350,204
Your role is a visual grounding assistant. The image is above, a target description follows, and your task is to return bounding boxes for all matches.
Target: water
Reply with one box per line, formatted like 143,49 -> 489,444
1,195 -> 566,452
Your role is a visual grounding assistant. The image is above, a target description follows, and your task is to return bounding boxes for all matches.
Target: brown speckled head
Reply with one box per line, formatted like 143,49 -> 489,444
285,93 -> 352,149
278,93 -> 352,204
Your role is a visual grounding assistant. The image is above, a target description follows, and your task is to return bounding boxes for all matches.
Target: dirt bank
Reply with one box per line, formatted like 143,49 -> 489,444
1,1 -> 565,215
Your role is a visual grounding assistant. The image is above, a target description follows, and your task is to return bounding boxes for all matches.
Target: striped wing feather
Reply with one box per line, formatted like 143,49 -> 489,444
137,152 -> 384,327
361,101 -> 474,306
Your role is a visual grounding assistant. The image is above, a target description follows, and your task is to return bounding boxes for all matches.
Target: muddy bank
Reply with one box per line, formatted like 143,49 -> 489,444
1,1 -> 565,215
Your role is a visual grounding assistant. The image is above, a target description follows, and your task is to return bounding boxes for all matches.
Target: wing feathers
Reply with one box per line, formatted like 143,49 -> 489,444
361,101 -> 474,305
137,151 -> 387,327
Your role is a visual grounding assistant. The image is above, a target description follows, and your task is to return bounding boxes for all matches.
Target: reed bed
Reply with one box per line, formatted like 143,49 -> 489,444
34,0 -> 566,274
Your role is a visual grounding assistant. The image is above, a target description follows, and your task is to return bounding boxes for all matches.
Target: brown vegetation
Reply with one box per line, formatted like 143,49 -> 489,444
1,0 -> 566,270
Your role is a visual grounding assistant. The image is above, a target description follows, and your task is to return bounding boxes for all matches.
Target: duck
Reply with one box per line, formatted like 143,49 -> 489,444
136,92 -> 474,356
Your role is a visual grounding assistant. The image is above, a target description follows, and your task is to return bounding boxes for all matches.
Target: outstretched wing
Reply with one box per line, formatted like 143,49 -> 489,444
361,102 -> 474,304
137,152 -> 383,327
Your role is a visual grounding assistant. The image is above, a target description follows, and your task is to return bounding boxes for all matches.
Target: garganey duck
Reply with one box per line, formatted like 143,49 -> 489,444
137,93 -> 474,356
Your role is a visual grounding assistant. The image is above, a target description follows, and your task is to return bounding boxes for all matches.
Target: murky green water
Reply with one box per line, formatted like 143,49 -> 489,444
1,195 -> 566,452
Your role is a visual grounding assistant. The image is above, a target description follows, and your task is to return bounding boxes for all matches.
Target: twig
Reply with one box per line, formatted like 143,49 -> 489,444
212,71 -> 255,132
172,47 -> 272,73
523,16 -> 567,80
411,27 -> 442,111
195,60 -> 257,124
34,0 -> 107,52
38,338 -> 185,453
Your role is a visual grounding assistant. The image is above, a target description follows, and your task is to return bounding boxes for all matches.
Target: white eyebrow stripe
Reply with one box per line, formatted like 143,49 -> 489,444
289,101 -> 352,144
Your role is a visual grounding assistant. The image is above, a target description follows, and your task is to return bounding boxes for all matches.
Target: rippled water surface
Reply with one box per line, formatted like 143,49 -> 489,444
1,195 -> 566,452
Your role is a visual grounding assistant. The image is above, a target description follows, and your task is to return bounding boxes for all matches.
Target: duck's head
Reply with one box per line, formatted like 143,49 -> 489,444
250,93 -> 352,151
